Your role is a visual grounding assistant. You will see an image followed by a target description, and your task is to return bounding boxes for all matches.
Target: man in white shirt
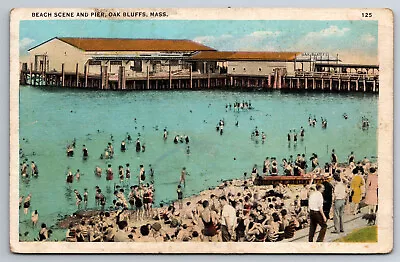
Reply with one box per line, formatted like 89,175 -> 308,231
332,172 -> 347,233
220,196 -> 236,242
308,184 -> 327,242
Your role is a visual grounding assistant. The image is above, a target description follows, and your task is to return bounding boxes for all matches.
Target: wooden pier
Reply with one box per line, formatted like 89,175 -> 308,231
19,62 -> 379,93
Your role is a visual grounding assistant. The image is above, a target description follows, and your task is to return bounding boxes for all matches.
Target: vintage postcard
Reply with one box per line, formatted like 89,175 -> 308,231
9,8 -> 393,253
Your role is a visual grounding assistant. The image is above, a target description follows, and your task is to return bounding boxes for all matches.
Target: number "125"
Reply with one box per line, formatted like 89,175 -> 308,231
362,12 -> 372,18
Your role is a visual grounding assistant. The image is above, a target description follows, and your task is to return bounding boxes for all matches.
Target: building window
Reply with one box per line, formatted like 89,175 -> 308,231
232,68 -> 236,71
259,68 -> 262,71
243,68 -> 246,71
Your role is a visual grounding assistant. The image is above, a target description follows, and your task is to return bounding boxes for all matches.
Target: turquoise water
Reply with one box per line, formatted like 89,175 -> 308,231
18,86 -> 377,240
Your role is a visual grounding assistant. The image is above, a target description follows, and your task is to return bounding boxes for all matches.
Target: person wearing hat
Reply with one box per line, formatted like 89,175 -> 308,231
364,167 -> 378,214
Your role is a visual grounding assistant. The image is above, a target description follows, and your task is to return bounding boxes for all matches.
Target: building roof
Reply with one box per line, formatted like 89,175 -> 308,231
29,37 -> 216,52
189,51 -> 300,61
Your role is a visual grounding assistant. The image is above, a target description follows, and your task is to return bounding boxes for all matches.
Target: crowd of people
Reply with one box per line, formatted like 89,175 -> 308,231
56,150 -> 377,243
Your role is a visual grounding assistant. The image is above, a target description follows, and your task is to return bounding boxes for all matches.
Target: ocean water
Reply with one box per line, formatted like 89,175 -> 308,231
18,85 -> 377,241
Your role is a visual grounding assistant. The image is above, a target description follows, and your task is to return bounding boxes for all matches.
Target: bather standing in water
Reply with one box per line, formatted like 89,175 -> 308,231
120,140 -> 126,152
135,138 -> 142,152
180,167 -> 188,187
82,145 -> 88,160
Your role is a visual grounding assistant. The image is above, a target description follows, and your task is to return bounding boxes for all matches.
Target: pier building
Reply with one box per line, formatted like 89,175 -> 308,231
20,37 -> 379,93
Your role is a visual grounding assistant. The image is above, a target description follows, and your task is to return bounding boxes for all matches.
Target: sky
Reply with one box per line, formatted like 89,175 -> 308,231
19,20 -> 378,64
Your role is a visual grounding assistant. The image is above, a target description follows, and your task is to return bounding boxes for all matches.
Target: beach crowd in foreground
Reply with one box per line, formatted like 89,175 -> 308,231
37,155 -> 377,243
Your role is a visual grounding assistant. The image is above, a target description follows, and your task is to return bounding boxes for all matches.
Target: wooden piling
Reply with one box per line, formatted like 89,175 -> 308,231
101,65 -> 109,90
146,65 -> 150,90
61,63 -> 65,87
190,64 -> 193,89
29,63 -> 33,85
75,63 -> 79,87
118,66 -> 126,90
84,63 -> 88,88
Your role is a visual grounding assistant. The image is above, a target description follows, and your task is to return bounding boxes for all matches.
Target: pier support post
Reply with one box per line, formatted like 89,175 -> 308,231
347,81 -> 350,91
118,66 -> 126,90
329,79 -> 332,91
101,65 -> 109,90
84,63 -> 88,88
268,74 -> 271,88
297,78 -> 300,89
356,80 -> 359,91
321,79 -> 324,90
61,63 -> 65,87
146,65 -> 150,90
312,78 -> 315,90
363,79 -> 366,92
75,63 -> 79,87
169,63 -> 172,89
289,78 -> 292,89
190,64 -> 193,89
29,63 -> 33,85
338,79 -> 341,91
373,81 -> 376,92
305,78 -> 308,90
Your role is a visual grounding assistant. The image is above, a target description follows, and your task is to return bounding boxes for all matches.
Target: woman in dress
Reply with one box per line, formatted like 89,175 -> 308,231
350,168 -> 365,215
364,167 -> 378,214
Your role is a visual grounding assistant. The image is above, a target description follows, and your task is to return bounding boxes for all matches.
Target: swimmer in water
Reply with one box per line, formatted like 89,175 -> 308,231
83,189 -> 88,209
120,140 -> 126,152
82,145 -> 88,160
94,166 -> 103,177
136,138 -> 141,152
262,132 -> 266,143
185,135 -> 190,144
186,146 -> 191,155
173,135 -> 179,144
66,168 -> 73,184
118,165 -> 124,183
127,133 -> 132,143
74,189 -> 82,208
180,167 -> 188,187
141,144 -> 146,153
75,169 -> 80,181
125,163 -> 131,180
163,128 -> 168,140
300,126 -> 305,139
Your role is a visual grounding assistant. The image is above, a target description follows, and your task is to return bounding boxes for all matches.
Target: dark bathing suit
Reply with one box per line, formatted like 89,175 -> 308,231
202,216 -> 217,237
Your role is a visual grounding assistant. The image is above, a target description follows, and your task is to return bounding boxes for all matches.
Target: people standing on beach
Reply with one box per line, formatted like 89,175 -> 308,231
322,179 -> 333,220
308,184 -> 327,242
350,168 -> 365,215
364,167 -> 378,214
200,200 -> 219,242
332,172 -> 347,233
177,185 -> 183,209
108,142 -> 114,158
220,196 -> 236,242
149,165 -> 154,184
